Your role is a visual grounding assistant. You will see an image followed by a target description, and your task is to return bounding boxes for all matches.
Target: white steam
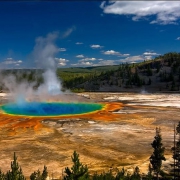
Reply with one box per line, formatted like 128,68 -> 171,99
1,74 -> 35,102
33,32 -> 58,69
33,32 -> 62,95
38,69 -> 61,96
1,32 -> 64,102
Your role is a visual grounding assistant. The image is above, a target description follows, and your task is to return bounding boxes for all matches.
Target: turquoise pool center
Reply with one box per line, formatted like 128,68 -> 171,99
1,102 -> 103,116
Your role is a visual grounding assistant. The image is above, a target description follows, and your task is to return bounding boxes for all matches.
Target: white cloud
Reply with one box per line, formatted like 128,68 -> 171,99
71,61 -> 93,67
81,61 -> 93,66
100,1 -> 180,24
79,57 -> 96,62
55,58 -> 69,66
144,56 -> 153,60
76,54 -> 84,58
71,59 -> 116,67
97,60 -> 116,66
103,50 -> 121,55
76,42 -> 83,45
119,55 -> 144,63
4,60 -> 16,65
6,57 -> 13,60
73,57 -> 97,67
122,54 -> 130,56
90,44 -> 103,49
0,58 -> 23,68
62,26 -> 75,38
102,50 -> 129,56
58,48 -> 66,52
3,58 -> 23,65
143,52 -> 160,56
143,51 -> 160,60
176,37 -> 180,40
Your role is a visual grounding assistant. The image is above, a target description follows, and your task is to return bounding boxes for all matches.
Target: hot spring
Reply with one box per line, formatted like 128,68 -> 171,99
1,102 -> 104,117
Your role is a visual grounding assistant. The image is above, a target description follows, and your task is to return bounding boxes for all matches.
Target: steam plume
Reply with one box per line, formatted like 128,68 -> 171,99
1,32 -> 64,102
32,32 -> 62,95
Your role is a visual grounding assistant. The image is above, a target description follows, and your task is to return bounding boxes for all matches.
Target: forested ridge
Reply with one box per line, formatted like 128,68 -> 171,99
0,52 -> 180,92
60,52 -> 180,92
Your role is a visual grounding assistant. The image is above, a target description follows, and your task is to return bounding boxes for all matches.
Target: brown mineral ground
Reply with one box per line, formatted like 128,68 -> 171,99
0,92 -> 178,178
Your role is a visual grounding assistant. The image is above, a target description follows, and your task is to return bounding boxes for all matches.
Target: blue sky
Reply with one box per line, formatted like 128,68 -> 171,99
0,1 -> 180,68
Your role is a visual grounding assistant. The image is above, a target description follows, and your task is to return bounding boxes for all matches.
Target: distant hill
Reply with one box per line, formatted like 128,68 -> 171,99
61,52 -> 180,93
58,65 -> 119,73
0,52 -> 180,93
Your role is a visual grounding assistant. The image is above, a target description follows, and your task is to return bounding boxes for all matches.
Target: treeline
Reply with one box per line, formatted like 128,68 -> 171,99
2,123 -> 180,180
1,52 -> 180,92
60,52 -> 180,92
0,69 -> 44,91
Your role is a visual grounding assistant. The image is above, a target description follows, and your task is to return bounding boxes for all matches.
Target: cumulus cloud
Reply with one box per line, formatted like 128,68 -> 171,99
143,52 -> 160,56
71,59 -> 116,67
81,61 -> 93,66
17,60 -> 22,63
103,50 -> 121,55
71,61 -> 93,67
142,51 -> 160,60
97,60 -> 116,66
55,58 -> 69,66
79,57 -> 96,62
100,1 -> 180,24
90,44 -> 103,49
144,56 -> 153,60
0,58 -> 23,68
122,54 -> 130,56
76,42 -> 83,45
58,48 -> 66,52
103,50 -> 129,56
72,55 -> 148,67
72,57 -> 97,66
76,54 -> 84,58
176,37 -> 180,40
119,55 -> 144,63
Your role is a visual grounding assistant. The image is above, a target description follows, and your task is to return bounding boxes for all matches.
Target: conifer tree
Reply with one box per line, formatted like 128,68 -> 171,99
0,169 -> 5,180
92,171 -> 114,180
30,170 -> 41,180
150,127 -> 166,180
131,166 -> 141,180
146,164 -> 153,180
6,152 -> 26,180
30,167 -> 48,180
172,122 -> 180,179
41,166 -> 48,180
63,151 -> 89,180
115,168 -> 126,180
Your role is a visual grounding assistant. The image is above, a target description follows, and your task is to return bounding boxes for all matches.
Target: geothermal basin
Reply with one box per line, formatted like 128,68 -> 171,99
0,92 -> 179,178
1,102 -> 104,116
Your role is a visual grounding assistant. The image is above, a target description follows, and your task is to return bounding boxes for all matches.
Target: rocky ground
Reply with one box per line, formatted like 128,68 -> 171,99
0,92 -> 179,179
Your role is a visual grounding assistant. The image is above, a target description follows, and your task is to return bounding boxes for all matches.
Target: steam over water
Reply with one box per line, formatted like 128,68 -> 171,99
1,32 -> 66,102
34,32 -> 62,96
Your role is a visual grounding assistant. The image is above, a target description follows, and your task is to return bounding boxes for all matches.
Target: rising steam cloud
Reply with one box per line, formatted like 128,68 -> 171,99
1,32 -> 64,102
33,32 -> 62,95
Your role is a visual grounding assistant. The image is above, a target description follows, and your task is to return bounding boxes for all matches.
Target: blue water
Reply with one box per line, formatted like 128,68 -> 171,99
1,102 -> 103,116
